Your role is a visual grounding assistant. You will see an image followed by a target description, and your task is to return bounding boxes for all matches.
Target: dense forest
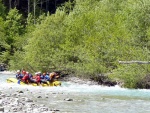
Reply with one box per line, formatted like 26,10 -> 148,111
0,0 -> 150,88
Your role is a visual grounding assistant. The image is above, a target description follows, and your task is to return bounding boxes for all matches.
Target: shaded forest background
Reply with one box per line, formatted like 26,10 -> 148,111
0,0 -> 150,88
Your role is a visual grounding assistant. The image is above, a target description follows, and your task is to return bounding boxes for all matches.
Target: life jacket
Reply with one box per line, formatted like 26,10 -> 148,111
44,75 -> 50,81
35,75 -> 41,82
22,74 -> 29,83
16,73 -> 23,79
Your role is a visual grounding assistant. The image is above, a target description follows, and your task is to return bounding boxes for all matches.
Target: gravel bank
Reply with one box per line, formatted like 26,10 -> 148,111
0,86 -> 62,113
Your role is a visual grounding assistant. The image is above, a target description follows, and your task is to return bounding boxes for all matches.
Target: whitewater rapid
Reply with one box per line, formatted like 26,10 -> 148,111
1,71 -> 150,113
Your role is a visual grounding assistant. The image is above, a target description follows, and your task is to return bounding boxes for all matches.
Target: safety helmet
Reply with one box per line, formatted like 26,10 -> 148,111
17,70 -> 20,73
38,72 -> 41,74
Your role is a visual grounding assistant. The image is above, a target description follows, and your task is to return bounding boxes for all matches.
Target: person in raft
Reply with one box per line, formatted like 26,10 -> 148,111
32,72 -> 41,85
49,72 -> 60,82
21,71 -> 29,84
22,70 -> 26,76
16,70 -> 23,80
40,72 -> 49,84
28,72 -> 38,84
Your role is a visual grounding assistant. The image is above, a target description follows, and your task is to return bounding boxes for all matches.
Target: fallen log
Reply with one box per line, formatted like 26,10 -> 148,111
118,61 -> 150,64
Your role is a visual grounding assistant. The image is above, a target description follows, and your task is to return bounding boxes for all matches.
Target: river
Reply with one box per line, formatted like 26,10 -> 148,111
0,72 -> 150,113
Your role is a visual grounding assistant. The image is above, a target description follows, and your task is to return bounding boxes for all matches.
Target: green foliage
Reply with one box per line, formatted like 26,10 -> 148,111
0,17 -> 6,62
0,1 -> 6,62
61,0 -> 75,14
110,64 -> 150,88
2,0 -> 150,88
125,0 -> 150,48
0,0 -> 5,17
1,8 -> 24,64
0,17 -> 5,46
4,8 -> 24,44
22,10 -> 66,72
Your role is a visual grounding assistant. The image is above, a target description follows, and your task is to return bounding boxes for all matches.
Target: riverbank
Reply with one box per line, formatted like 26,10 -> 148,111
0,86 -> 61,113
59,74 -> 118,87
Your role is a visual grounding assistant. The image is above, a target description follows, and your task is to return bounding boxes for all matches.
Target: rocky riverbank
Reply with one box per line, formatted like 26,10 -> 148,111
0,87 -> 61,113
60,74 -> 117,87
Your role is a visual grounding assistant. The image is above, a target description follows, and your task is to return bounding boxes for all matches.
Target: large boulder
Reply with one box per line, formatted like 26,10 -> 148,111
137,74 -> 150,89
90,74 -> 117,86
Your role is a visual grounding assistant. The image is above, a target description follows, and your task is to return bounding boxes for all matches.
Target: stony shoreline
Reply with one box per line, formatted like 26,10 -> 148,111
0,87 -> 59,113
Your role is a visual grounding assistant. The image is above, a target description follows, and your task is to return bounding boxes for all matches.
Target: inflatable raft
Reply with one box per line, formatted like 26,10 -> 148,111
6,78 -> 61,87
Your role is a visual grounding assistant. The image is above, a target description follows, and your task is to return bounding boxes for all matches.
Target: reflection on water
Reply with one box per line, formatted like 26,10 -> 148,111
1,72 -> 150,113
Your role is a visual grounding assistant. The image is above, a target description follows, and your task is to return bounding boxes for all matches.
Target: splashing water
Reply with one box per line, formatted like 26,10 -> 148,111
1,71 -> 150,113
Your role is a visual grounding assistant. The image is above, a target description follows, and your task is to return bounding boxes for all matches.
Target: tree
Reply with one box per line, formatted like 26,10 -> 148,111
2,8 -> 24,63
22,10 -> 66,71
0,17 -> 5,53
0,0 -> 5,17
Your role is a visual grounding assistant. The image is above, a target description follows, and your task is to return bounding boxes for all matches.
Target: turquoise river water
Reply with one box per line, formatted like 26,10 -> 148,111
0,72 -> 150,113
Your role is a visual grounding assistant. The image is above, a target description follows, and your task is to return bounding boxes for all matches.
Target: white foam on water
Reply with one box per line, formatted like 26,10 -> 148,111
1,72 -> 150,99
0,71 -> 16,74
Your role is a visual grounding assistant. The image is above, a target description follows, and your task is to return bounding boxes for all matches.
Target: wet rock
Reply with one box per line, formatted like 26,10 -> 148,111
90,74 -> 117,86
52,92 -> 56,94
137,74 -> 150,89
50,109 -> 60,111
11,93 -> 18,97
25,88 -> 29,91
26,103 -> 38,108
64,98 -> 73,101
5,97 -> 15,101
26,108 -> 33,112
19,97 -> 27,102
9,107 -> 22,112
2,100 -> 10,106
0,107 -> 4,112
39,107 -> 49,112
26,98 -> 33,102
37,96 -> 42,98
18,91 -> 24,93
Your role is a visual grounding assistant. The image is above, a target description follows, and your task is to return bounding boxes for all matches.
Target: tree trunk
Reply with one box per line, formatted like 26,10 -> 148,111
40,0 -> 42,14
34,0 -> 35,24
28,0 -> 30,14
9,0 -> 12,10
46,0 -> 49,12
119,61 -> 150,64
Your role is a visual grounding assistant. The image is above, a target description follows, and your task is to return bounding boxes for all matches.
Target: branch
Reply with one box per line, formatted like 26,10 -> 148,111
118,61 -> 150,64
